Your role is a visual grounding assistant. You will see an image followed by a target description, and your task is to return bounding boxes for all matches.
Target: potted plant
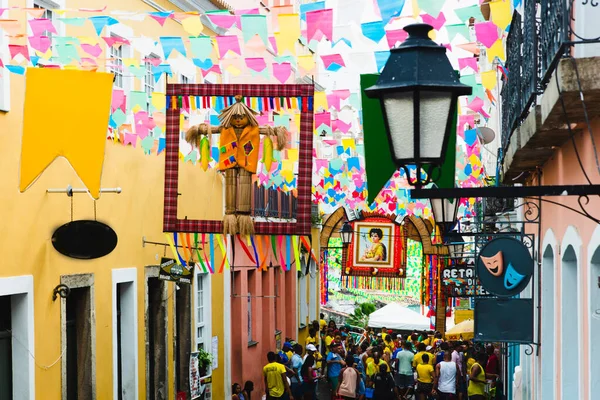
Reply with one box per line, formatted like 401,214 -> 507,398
198,348 -> 213,377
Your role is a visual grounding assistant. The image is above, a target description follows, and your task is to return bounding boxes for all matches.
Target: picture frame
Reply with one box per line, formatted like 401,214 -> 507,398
162,83 -> 314,235
344,214 -> 406,278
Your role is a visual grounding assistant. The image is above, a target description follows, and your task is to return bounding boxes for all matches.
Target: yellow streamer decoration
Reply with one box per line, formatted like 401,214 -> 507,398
216,234 -> 230,269
164,233 -> 182,264
293,236 -> 301,271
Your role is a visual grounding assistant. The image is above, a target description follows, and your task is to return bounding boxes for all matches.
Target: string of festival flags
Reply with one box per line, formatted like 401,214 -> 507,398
162,232 -> 318,274
0,0 -> 508,214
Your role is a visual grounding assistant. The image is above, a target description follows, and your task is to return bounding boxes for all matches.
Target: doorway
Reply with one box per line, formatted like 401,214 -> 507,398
561,246 -> 579,399
0,295 -> 12,399
175,283 -> 192,397
146,276 -> 168,400
65,286 -> 93,400
115,281 -> 136,399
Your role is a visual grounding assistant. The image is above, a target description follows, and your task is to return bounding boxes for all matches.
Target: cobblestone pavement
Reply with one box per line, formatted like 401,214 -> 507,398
315,379 -> 331,399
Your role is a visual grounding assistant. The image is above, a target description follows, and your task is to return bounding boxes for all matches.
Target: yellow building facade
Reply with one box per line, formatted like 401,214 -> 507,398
0,1 -> 322,399
0,0 -> 230,399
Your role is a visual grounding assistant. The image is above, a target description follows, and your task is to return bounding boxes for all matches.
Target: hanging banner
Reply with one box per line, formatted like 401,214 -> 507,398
343,213 -> 406,278
159,257 -> 194,284
442,263 -> 488,297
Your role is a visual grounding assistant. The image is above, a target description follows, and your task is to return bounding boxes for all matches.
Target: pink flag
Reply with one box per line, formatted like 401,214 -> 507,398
333,119 -> 352,133
201,65 -> 222,77
467,97 -> 484,113
215,36 -> 241,58
28,35 -> 51,53
474,22 -> 499,49
81,43 -> 103,58
123,133 -> 138,147
320,54 -> 345,69
306,9 -> 333,42
28,18 -> 57,36
208,14 -> 237,29
9,45 -> 29,61
315,112 -> 331,128
245,57 -> 267,72
273,62 -> 292,83
103,36 -> 131,47
421,13 -> 446,31
459,114 -> 476,127
111,89 -> 126,112
458,57 -> 479,72
386,29 -> 408,48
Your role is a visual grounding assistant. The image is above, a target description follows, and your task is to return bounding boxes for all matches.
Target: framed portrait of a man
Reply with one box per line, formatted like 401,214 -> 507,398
344,214 -> 406,277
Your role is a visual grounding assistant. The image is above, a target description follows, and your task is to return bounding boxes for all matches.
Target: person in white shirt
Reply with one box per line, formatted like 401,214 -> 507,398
434,351 -> 459,400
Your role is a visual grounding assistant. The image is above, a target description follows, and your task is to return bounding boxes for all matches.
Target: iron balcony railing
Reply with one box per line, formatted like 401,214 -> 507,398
500,0 -> 570,152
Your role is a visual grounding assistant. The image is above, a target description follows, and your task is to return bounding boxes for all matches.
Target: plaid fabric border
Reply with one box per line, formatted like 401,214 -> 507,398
166,83 -> 313,98
163,83 -> 314,235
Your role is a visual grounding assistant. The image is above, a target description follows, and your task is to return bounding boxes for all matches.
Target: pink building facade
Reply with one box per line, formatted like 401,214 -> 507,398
501,56 -> 600,399
228,235 -> 320,396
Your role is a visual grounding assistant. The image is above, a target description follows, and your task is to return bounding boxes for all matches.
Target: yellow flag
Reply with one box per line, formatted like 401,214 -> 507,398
314,92 -> 328,111
20,68 -> 113,199
486,39 -> 505,62
276,14 -> 300,55
152,92 -> 166,110
298,54 -> 316,73
182,16 -> 204,37
490,0 -> 512,31
480,70 -> 497,90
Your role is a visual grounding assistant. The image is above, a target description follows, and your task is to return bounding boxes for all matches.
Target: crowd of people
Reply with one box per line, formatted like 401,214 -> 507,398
238,314 -> 501,400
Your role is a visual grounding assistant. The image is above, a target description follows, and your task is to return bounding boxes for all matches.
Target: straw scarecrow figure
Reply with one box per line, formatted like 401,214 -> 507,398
185,95 -> 287,235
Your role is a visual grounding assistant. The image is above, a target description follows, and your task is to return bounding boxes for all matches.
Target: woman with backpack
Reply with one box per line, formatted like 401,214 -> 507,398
336,356 -> 361,399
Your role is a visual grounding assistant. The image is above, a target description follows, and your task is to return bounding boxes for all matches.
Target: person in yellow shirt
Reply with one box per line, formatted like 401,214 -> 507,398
263,351 -> 293,399
319,313 -> 327,331
305,328 -> 318,347
468,353 -> 494,400
325,329 -> 335,351
380,327 -> 388,342
415,353 -> 435,399
413,343 -> 435,367
366,351 -> 390,379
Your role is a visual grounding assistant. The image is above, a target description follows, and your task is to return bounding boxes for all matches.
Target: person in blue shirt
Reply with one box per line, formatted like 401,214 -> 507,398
326,342 -> 346,399
290,344 -> 304,399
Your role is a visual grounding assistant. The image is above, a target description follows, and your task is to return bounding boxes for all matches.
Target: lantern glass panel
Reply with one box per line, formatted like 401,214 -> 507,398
419,91 -> 452,160
382,91 -> 414,161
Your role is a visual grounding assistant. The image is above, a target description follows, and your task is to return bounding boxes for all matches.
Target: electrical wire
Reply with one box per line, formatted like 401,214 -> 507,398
2,329 -> 65,370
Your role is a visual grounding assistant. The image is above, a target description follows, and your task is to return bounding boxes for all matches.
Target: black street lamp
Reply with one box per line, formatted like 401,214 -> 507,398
430,184 -> 461,235
340,221 -> 353,246
365,23 -> 472,188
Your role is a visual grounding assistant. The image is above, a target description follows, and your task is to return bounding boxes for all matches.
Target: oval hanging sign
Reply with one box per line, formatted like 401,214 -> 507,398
476,237 -> 533,297
52,220 -> 118,259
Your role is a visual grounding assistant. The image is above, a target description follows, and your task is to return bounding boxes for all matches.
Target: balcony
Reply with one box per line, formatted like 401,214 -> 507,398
499,0 -> 600,182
